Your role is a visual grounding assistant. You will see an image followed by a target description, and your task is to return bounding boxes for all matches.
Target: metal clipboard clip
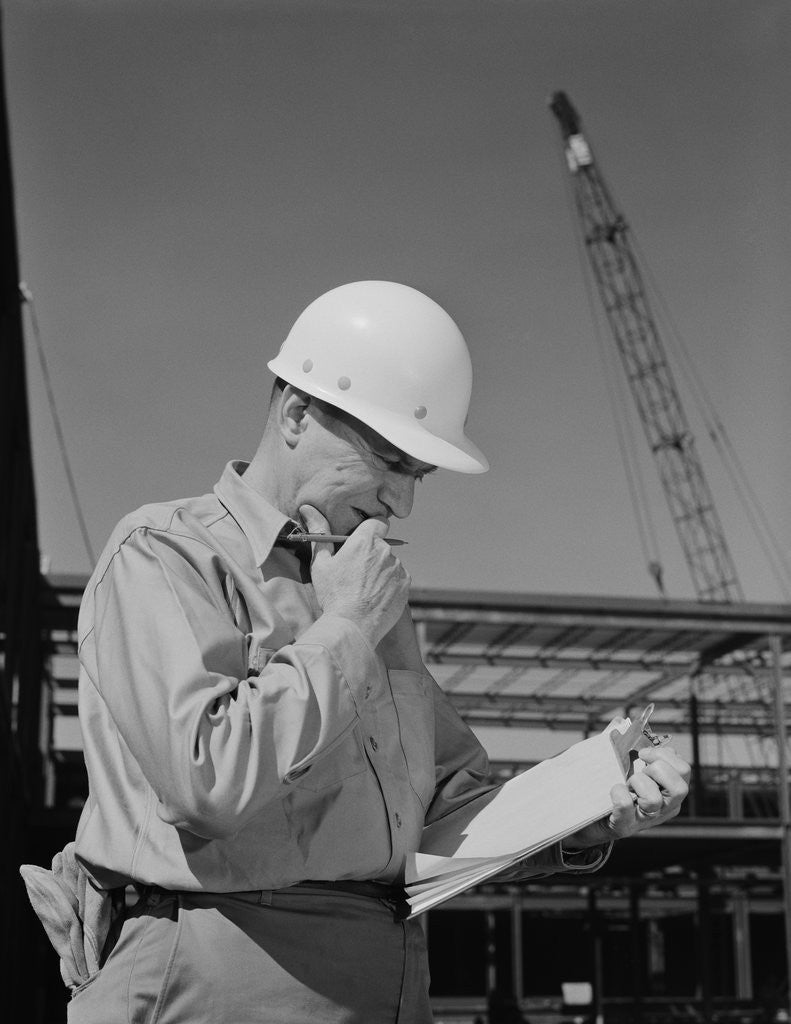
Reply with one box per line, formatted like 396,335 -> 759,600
609,703 -> 671,779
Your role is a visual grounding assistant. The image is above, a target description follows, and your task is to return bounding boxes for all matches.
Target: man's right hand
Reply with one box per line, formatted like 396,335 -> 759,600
300,505 -> 410,648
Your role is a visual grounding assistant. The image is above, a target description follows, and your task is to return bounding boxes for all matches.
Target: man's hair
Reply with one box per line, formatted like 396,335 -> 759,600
268,379 -> 382,442
266,378 -> 345,436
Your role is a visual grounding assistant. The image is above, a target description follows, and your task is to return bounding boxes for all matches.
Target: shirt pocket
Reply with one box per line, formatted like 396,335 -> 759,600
246,629 -> 296,675
246,634 -> 368,792
388,669 -> 436,810
246,634 -> 275,676
292,726 -> 369,793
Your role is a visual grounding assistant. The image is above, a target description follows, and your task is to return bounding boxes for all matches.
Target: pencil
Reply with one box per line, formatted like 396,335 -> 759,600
287,534 -> 407,547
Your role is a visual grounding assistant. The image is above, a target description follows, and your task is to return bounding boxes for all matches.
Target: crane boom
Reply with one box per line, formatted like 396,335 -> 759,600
549,91 -> 744,602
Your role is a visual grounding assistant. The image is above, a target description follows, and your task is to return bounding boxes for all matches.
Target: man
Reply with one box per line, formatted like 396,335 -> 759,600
24,281 -> 689,1022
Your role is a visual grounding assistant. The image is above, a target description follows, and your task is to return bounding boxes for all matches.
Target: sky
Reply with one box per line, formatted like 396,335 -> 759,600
5,0 -> 791,604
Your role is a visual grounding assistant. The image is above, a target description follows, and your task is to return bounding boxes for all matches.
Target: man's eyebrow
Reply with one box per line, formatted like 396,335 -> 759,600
398,456 -> 437,476
359,431 -> 436,475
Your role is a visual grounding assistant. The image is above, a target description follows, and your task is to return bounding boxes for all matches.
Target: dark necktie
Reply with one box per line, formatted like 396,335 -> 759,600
273,522 -> 313,576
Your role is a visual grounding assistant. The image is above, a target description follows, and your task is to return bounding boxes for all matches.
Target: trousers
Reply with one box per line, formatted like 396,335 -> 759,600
66,885 -> 433,1024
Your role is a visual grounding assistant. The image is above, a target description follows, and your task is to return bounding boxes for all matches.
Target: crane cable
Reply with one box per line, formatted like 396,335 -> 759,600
18,282 -> 96,567
631,236 -> 791,602
557,147 -> 666,596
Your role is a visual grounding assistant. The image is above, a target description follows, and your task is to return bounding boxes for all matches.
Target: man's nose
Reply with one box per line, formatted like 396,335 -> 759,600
379,471 -> 415,519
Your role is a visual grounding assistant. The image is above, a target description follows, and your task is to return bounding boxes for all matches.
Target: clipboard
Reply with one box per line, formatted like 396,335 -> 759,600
405,704 -> 671,916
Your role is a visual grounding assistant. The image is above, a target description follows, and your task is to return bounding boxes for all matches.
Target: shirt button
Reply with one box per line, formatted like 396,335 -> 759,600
394,812 -> 402,828
369,736 -> 378,752
365,684 -> 372,699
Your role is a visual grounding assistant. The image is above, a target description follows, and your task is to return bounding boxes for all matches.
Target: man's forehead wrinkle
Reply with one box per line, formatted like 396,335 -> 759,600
312,398 -> 436,475
314,400 -> 381,448
317,401 -> 395,457
347,425 -> 436,477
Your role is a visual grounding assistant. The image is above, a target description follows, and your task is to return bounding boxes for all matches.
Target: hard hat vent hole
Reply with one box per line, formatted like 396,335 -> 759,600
414,406 -> 427,420
337,376 -> 351,391
302,359 -> 313,373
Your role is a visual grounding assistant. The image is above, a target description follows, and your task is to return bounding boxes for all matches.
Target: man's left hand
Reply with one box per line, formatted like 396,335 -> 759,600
564,745 -> 691,850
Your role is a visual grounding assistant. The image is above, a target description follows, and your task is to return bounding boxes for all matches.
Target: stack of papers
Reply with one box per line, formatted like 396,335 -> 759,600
404,707 -> 658,916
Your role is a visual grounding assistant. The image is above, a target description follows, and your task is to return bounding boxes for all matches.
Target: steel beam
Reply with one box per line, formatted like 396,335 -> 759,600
770,634 -> 791,1018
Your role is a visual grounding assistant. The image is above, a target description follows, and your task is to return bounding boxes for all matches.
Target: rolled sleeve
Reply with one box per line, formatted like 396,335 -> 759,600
87,526 -> 379,839
558,841 -> 613,873
492,841 -> 613,883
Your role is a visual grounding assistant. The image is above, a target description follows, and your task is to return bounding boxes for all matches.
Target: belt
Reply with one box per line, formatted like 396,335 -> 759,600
292,879 -> 404,901
139,879 -> 405,905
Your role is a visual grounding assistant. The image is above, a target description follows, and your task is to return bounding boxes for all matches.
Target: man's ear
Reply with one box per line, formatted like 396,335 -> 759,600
278,385 -> 312,447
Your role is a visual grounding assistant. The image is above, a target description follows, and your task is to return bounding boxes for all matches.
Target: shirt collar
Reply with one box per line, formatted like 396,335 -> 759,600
213,460 -> 292,567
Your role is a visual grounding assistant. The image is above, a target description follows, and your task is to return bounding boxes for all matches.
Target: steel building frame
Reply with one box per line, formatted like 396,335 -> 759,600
33,579 -> 791,1019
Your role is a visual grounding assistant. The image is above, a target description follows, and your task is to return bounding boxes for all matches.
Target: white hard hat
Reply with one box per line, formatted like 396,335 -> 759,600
267,281 -> 489,474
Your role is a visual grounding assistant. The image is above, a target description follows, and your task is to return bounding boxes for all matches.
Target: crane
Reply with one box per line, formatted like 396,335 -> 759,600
549,90 -> 744,603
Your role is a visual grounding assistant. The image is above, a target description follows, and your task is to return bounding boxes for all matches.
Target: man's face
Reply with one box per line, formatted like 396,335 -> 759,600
294,401 -> 436,535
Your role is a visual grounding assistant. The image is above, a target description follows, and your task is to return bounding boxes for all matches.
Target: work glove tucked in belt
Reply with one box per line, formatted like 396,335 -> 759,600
19,842 -> 119,990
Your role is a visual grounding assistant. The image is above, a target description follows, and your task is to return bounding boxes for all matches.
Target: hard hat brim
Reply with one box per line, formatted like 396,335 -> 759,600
268,364 -> 489,474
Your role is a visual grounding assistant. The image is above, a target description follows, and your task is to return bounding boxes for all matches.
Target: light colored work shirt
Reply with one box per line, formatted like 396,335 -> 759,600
75,461 -> 600,893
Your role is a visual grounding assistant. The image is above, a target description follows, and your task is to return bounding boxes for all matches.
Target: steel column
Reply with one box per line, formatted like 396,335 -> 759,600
732,891 -> 753,1000
588,888 -> 605,1024
770,634 -> 791,1015
511,895 -> 523,1006
630,884 -> 644,1023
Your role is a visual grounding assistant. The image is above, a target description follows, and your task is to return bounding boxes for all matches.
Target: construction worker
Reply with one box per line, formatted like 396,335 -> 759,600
22,281 -> 690,1023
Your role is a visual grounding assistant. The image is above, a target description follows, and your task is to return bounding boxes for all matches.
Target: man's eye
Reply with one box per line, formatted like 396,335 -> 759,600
369,448 -> 427,479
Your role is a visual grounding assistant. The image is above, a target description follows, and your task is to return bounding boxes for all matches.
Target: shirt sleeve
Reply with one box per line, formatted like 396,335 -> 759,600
493,841 -> 614,882
85,525 -> 379,840
422,675 -> 495,827
420,668 -> 612,879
